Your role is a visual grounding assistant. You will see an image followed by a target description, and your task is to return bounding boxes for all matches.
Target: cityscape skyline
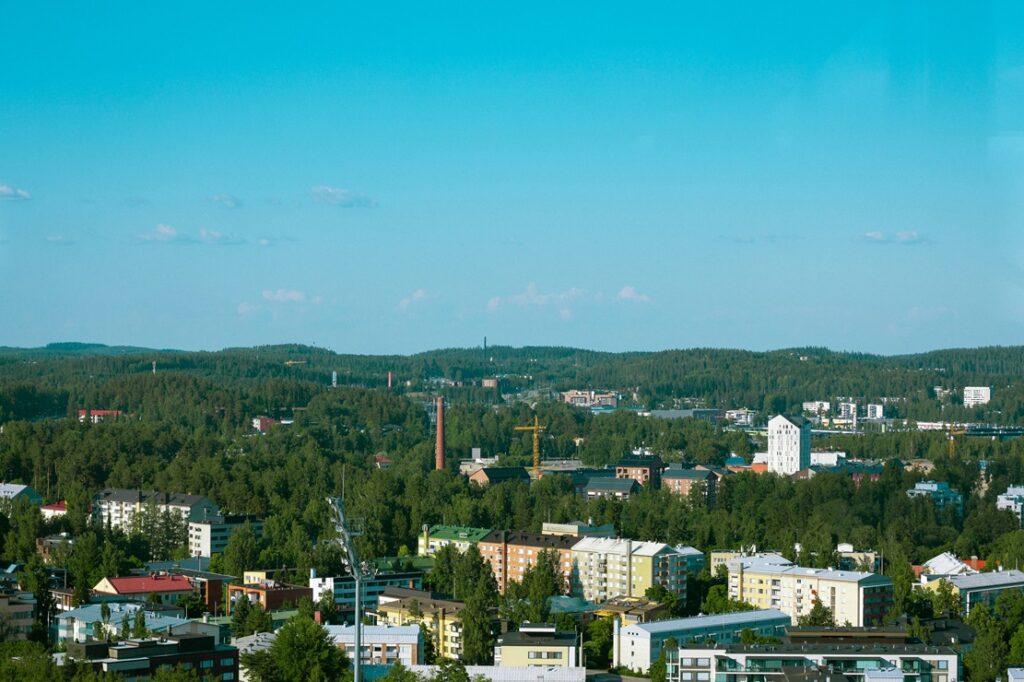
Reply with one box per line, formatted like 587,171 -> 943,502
2,2 -> 1022,355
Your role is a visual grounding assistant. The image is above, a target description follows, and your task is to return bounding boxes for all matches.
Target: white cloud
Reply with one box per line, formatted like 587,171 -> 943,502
199,227 -> 245,245
211,193 -> 241,209
310,185 -> 375,207
237,302 -> 260,316
262,289 -> 305,302
616,285 -> 651,303
862,230 -> 927,245
139,224 -> 188,243
397,288 -> 429,312
0,184 -> 30,200
487,283 -> 585,315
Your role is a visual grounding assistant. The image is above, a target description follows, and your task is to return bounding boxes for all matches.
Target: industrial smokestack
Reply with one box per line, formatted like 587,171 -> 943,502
435,396 -> 445,471
388,371 -> 393,390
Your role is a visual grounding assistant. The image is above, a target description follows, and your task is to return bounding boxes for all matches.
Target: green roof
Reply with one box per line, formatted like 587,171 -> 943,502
426,525 -> 493,542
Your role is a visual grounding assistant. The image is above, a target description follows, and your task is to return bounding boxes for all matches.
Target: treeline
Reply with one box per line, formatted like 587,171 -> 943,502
3,343 -> 1024,424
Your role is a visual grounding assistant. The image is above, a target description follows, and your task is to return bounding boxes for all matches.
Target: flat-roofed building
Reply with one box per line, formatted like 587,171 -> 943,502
570,538 -> 697,603
662,468 -> 717,507
727,556 -> 893,626
665,643 -> 958,682
326,623 -> 423,666
542,521 -> 616,538
907,481 -> 963,518
963,386 -> 991,407
615,455 -> 665,488
66,634 -> 238,680
478,530 -> 581,592
0,590 -> 35,640
310,568 -> 422,613
495,623 -> 579,667
228,579 -> 312,614
614,609 -> 791,673
924,570 -> 1024,616
188,515 -> 264,557
92,488 -> 219,534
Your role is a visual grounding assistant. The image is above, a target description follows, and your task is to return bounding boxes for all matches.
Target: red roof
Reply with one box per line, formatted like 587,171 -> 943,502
41,500 -> 66,511
78,409 -> 123,416
103,575 -> 193,594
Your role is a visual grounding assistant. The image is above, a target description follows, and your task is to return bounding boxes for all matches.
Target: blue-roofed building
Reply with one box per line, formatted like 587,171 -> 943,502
55,602 -> 209,644
907,481 -> 964,518
613,609 -> 791,673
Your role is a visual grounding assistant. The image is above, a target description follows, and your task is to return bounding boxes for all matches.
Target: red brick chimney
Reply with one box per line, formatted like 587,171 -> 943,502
435,396 -> 445,471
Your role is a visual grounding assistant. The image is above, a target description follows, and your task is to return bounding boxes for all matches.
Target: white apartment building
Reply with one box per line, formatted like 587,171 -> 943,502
963,386 -> 991,407
866,404 -> 884,420
569,538 -> 694,603
561,390 -> 618,409
767,415 -> 811,476
726,555 -> 893,626
188,515 -> 264,557
724,409 -> 757,427
838,402 -> 858,420
326,624 -> 422,666
801,401 -> 830,415
998,486 -> 1024,526
92,489 -> 219,534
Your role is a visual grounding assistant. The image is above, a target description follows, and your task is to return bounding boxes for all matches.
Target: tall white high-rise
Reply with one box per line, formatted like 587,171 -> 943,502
767,415 -> 811,475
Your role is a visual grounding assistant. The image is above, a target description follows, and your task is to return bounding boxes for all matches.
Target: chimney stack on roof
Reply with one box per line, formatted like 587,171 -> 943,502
435,396 -> 445,471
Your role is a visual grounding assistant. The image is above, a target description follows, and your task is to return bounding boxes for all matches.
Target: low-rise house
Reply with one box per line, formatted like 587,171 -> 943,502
57,601 -> 218,644
468,467 -> 531,487
77,409 -> 123,423
65,633 -> 238,680
494,623 -> 579,667
541,521 -> 616,538
326,623 -> 423,666
36,533 -> 73,565
417,525 -> 492,556
40,500 -> 69,521
228,579 -> 311,614
594,596 -> 670,626
92,575 -> 194,605
613,609 -> 791,673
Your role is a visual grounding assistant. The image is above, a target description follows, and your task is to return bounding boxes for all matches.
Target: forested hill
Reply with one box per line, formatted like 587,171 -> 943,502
2,342 -> 1024,424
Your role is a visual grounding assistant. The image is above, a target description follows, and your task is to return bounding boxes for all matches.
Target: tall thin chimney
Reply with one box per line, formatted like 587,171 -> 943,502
435,396 -> 445,470
388,371 -> 393,390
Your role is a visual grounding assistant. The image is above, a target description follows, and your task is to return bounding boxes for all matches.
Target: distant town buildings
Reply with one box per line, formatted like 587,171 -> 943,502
327,623 -> 423,666
561,390 -> 617,409
866,403 -> 884,420
188,515 -> 263,557
494,623 -> 579,667
963,386 -> 991,407
767,415 -> 811,476
77,409 -> 123,423
661,467 -> 717,507
569,538 -> 700,603
0,483 -> 42,507
417,525 -> 492,556
615,454 -> 664,488
802,401 -> 830,415
724,408 -> 757,426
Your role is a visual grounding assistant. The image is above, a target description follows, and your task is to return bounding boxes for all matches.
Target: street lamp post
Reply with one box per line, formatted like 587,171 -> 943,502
327,496 -> 366,682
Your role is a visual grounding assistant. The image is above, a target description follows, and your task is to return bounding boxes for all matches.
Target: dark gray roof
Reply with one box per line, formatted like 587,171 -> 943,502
662,468 -> 714,481
478,467 -> 530,482
586,478 -> 639,494
94,488 -> 215,508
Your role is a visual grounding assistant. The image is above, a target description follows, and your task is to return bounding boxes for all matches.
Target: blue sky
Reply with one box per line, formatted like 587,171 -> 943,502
2,2 -> 1022,355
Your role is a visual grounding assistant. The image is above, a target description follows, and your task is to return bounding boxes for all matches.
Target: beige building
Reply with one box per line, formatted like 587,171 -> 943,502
726,555 -> 893,626
569,538 -> 691,603
495,624 -> 579,667
378,593 -> 468,660
0,590 -> 36,640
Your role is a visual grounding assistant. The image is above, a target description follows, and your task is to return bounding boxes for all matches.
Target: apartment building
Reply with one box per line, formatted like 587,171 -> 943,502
727,556 -> 893,626
0,483 -> 42,507
92,575 -> 195,605
327,624 -> 423,666
866,404 -> 884,420
541,521 -> 616,538
614,609 -> 790,673
724,409 -> 757,427
478,530 -> 581,592
417,525 -> 492,556
228,579 -> 312,614
188,515 -> 264,557
309,568 -> 422,613
0,590 -> 36,640
92,488 -> 219,533
562,390 -> 618,409
615,455 -> 665,487
66,634 -> 238,681
924,570 -> 1024,616
570,538 -> 699,603
662,468 -> 717,507
802,401 -> 830,415
767,415 -> 811,476
963,386 -> 991,407
907,481 -> 963,518
666,643 -> 958,682
997,485 -> 1024,526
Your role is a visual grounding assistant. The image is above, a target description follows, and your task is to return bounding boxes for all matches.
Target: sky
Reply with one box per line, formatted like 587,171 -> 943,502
2,2 -> 1023,355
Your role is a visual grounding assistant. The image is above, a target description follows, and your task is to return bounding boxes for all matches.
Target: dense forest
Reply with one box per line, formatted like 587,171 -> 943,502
2,343 -> 1024,425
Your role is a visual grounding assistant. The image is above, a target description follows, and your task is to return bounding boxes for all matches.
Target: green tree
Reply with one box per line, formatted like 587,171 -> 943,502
798,600 -> 835,627
222,522 -> 261,578
267,617 -> 347,682
583,617 -> 615,668
18,556 -> 55,643
460,576 -> 497,665
965,604 -> 1007,682
930,579 -> 961,617
132,609 -> 147,638
701,585 -> 756,614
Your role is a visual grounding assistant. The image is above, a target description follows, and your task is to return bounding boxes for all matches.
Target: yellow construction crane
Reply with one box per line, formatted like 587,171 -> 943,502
948,422 -> 967,458
514,416 -> 546,477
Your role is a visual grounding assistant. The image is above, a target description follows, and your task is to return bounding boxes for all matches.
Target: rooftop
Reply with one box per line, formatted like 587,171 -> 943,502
623,609 -> 790,636
425,525 -> 493,543
948,569 -> 1024,590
